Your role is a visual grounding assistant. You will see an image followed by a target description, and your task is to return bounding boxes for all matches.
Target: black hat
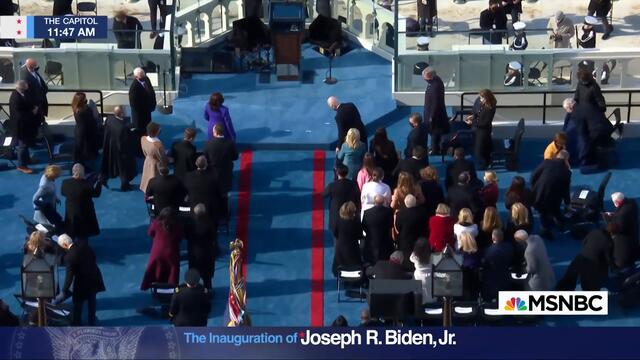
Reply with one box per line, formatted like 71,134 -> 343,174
185,268 -> 201,286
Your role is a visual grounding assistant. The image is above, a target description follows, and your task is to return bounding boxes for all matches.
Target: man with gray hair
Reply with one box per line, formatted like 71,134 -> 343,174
481,228 -> 514,300
101,105 -> 137,191
422,66 -> 449,155
129,67 -> 157,135
366,250 -> 410,280
54,231 -> 106,325
61,163 -> 102,244
514,230 -> 556,291
606,192 -> 639,247
394,194 -> 428,261
184,155 -> 222,218
362,193 -> 394,264
9,79 -> 38,173
327,96 -> 367,152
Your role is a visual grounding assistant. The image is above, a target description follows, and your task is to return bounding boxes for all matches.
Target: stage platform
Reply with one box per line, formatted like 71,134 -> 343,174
153,45 -> 398,150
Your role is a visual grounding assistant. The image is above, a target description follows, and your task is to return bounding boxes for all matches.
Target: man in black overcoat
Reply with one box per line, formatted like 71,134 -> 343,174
324,164 -> 360,236
101,106 -> 137,191
531,150 -> 571,239
61,164 -> 102,243
327,96 -> 367,151
362,195 -> 394,265
422,67 -> 449,155
128,67 -> 157,135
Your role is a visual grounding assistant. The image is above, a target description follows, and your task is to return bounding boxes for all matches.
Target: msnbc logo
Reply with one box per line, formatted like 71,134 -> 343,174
504,297 -> 527,311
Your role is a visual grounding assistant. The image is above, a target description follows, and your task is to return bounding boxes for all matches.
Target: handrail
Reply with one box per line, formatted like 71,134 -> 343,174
458,89 -> 640,124
0,89 -> 105,119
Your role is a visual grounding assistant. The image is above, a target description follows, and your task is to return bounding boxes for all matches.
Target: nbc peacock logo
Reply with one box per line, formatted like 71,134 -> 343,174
504,297 -> 527,311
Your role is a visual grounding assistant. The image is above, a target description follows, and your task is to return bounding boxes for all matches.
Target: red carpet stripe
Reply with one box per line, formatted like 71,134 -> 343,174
236,150 -> 253,280
311,150 -> 326,326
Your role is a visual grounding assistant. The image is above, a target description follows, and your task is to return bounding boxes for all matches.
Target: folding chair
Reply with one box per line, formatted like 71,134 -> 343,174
337,266 -> 364,302
44,61 -> 64,86
527,61 -> 547,87
14,294 -> 73,326
0,115 -> 16,168
76,0 -> 97,15
138,282 -> 176,319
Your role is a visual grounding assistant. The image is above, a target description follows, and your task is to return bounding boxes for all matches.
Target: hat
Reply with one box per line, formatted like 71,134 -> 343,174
185,268 -> 201,286
508,61 -> 522,71
584,16 -> 601,26
417,36 -> 430,51
513,21 -> 526,31
555,11 -> 565,22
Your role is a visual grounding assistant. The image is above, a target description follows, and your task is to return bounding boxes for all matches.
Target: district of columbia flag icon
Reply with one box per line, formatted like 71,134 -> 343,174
0,16 -> 30,39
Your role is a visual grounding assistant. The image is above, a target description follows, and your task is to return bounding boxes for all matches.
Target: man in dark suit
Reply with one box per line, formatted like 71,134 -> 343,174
19,58 -> 48,124
184,156 -> 222,220
404,113 -> 429,158
362,195 -> 394,265
556,226 -> 612,291
185,205 -> 217,290
447,172 -> 482,221
324,164 -> 360,236
422,67 -> 449,155
531,150 -> 572,239
61,164 -> 102,243
479,0 -> 508,44
169,268 -> 211,326
609,192 -> 639,252
481,229 -> 513,300
128,67 -> 157,135
170,127 -> 197,181
101,106 -> 137,191
445,147 -> 478,189
394,194 -> 428,261
328,96 -> 367,151
203,123 -> 238,193
146,164 -> 187,215
113,10 -> 143,49
572,102 -> 614,167
366,251 -> 410,280
9,80 -> 38,173
54,234 -> 106,326
393,145 -> 428,182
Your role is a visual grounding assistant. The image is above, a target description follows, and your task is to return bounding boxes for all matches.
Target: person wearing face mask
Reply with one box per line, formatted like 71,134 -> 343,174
404,113 -> 429,159
548,11 -> 575,48
19,58 -> 48,125
509,21 -> 527,51
465,89 -> 496,170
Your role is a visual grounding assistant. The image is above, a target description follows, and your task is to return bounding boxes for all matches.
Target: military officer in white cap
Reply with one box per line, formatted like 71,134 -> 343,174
417,36 -> 430,51
578,16 -> 599,49
510,21 -> 528,50
504,61 -> 523,87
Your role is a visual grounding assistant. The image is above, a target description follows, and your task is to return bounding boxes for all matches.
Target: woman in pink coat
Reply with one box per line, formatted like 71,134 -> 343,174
141,207 -> 183,290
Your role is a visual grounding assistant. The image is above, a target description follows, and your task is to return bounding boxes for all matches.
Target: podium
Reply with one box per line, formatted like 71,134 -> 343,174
270,1 -> 305,81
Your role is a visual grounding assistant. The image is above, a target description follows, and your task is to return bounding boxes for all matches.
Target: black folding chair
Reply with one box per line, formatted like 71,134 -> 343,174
491,118 -> 524,170
76,0 -> 97,15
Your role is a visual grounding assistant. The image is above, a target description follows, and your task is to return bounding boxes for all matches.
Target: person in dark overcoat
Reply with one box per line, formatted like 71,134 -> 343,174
332,201 -> 363,277
71,92 -> 100,172
422,67 -> 449,154
61,164 -> 102,242
394,194 -> 428,264
531,151 -> 571,238
324,164 -> 361,237
362,195 -> 394,265
465,89 -> 496,170
170,128 -> 198,181
19,58 -> 48,121
9,80 -> 38,173
169,269 -> 211,326
54,234 -> 106,326
128,67 -> 157,135
557,227 -> 612,291
185,204 -> 217,290
101,106 -> 137,191
184,155 -> 223,219
328,96 -> 367,151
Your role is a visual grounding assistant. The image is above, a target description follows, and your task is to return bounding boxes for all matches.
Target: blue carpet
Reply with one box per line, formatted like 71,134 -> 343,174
2,43 -> 640,327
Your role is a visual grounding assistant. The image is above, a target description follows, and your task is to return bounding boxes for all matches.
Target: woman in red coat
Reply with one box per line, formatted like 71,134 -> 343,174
480,170 -> 499,208
428,203 -> 456,252
141,207 -> 183,290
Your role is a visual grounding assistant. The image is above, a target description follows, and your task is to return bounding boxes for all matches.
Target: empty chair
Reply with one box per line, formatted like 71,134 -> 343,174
76,0 -> 97,15
44,61 -> 63,86
337,265 -> 364,302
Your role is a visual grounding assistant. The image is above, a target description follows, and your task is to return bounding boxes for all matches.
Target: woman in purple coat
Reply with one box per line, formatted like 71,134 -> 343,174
141,207 -> 183,290
204,92 -> 236,141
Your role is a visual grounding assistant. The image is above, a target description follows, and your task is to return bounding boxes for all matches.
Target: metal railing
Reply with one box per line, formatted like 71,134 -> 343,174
458,89 -> 640,124
0,89 -> 105,119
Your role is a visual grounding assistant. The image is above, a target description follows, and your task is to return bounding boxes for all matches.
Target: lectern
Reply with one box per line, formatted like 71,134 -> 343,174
270,1 -> 305,81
